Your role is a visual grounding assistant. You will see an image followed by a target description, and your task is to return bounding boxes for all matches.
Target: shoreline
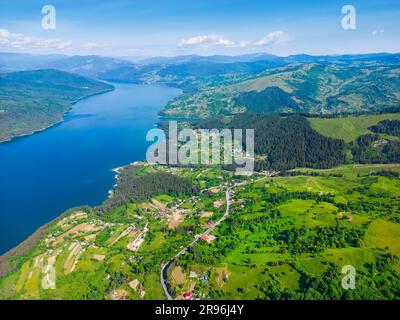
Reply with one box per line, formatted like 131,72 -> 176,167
0,86 -> 115,145
0,81 -> 182,277
0,84 -> 172,274
0,86 -> 116,269
108,161 -> 145,198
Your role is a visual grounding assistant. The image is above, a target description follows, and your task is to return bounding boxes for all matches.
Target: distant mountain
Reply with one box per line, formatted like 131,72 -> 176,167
0,69 -> 113,142
286,52 -> 400,64
137,52 -> 400,67
157,60 -> 286,77
138,53 -> 281,65
46,55 -> 134,78
99,56 -> 288,91
0,52 -> 67,70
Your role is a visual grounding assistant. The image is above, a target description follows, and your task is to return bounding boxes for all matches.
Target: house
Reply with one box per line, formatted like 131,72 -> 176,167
184,292 -> 193,300
129,279 -> 140,291
201,235 -> 216,243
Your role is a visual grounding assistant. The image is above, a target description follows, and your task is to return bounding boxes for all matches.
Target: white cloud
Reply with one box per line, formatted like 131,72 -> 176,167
238,41 -> 250,48
0,28 -> 71,52
372,29 -> 384,36
179,34 -> 235,48
81,42 -> 110,50
254,31 -> 289,46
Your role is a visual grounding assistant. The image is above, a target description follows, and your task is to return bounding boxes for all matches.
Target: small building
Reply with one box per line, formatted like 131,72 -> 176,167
184,292 -> 193,300
129,279 -> 140,291
201,235 -> 216,243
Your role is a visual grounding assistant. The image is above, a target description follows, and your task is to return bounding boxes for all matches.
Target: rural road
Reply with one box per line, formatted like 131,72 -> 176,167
160,172 -> 276,300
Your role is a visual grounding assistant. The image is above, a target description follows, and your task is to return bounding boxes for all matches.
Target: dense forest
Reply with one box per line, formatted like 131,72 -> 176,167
100,165 -> 199,213
275,225 -> 364,254
352,134 -> 400,164
257,259 -> 400,300
196,113 -> 345,171
369,120 -> 400,136
235,86 -> 300,114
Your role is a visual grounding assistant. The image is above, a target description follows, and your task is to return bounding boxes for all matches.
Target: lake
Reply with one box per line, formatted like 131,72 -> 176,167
0,83 -> 181,255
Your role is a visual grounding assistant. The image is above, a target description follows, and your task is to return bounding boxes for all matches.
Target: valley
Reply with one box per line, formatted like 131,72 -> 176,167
1,162 -> 399,299
0,51 -> 399,301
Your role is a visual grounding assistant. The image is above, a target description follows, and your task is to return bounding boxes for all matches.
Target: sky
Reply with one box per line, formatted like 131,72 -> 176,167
0,0 -> 399,58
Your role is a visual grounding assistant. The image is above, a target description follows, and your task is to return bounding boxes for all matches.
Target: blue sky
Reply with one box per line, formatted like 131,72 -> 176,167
0,0 -> 399,57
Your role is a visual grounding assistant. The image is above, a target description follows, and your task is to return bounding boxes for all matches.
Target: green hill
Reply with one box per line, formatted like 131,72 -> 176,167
308,113 -> 400,143
235,86 -> 300,113
161,63 -> 400,118
0,69 -> 114,143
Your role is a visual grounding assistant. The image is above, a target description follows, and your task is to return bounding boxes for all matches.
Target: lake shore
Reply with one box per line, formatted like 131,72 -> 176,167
0,86 -> 115,145
0,83 -> 181,275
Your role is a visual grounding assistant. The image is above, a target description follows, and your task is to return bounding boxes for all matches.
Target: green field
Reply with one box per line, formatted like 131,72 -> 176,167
169,164 -> 400,300
308,113 -> 400,142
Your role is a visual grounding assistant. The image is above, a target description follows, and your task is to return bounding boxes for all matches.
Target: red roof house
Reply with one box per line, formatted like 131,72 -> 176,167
184,293 -> 192,300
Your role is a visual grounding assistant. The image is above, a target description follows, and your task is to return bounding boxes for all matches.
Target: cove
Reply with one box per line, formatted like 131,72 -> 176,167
0,83 -> 181,255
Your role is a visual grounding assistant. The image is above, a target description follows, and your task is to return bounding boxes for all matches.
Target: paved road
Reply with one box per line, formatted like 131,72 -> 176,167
160,173 -> 275,300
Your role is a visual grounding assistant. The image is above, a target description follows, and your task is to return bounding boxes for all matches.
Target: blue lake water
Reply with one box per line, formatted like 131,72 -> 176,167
0,83 -> 181,255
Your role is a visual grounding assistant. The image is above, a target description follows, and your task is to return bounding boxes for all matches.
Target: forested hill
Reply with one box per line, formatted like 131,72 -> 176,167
195,112 -> 400,170
100,165 -> 199,213
162,62 -> 400,118
195,113 -> 346,171
235,86 -> 300,113
0,69 -> 113,143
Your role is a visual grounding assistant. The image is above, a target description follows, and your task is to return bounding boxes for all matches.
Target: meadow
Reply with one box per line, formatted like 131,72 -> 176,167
308,113 -> 400,142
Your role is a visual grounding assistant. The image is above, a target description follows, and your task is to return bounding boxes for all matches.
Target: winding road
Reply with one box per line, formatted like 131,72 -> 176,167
160,172 -> 276,300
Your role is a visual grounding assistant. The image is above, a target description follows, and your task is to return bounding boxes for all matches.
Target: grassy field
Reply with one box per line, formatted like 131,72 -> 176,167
308,113 -> 400,142
170,164 -> 400,300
